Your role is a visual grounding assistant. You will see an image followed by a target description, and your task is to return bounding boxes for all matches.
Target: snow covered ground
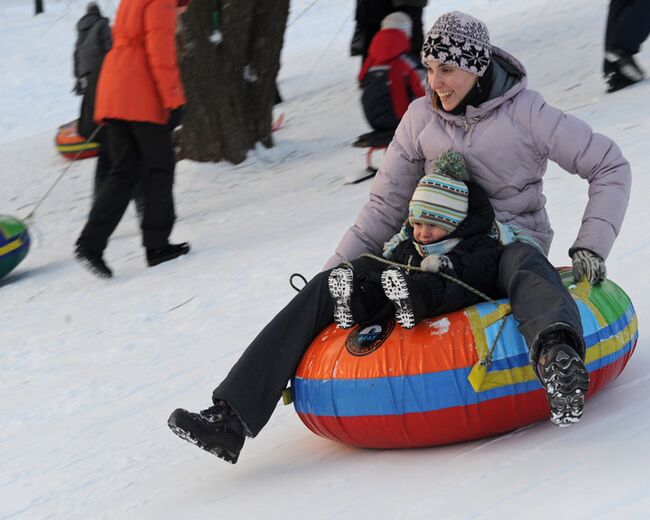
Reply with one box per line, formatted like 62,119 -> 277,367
1,0 -> 649,518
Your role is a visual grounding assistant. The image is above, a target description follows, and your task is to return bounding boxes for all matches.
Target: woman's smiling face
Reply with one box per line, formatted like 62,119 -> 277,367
425,59 -> 477,111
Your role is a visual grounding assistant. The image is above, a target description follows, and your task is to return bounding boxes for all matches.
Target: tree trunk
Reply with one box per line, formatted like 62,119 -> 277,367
35,0 -> 44,15
178,0 -> 289,164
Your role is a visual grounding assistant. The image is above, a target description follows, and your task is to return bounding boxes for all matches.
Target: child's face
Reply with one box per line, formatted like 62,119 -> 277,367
412,222 -> 449,244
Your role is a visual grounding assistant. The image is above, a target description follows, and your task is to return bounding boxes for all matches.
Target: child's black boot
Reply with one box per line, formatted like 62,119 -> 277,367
380,267 -> 430,329
168,400 -> 245,464
328,264 -> 356,328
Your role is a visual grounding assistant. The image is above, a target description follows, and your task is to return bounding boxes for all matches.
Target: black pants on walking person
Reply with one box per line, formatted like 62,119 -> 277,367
605,0 -> 650,57
212,243 -> 585,438
78,119 -> 176,254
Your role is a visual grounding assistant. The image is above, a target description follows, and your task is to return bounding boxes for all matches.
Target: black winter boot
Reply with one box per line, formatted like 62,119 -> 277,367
74,241 -> 112,279
328,265 -> 355,329
380,267 -> 429,329
146,242 -> 190,267
168,401 -> 245,464
536,343 -> 589,427
605,47 -> 645,93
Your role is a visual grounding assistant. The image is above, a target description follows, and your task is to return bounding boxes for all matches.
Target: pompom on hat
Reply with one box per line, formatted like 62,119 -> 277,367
408,151 -> 470,232
381,11 -> 413,39
421,11 -> 491,77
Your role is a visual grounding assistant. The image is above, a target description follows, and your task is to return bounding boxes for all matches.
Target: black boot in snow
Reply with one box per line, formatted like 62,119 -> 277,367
536,343 -> 589,427
605,47 -> 645,93
168,401 -> 245,464
328,265 -> 355,329
74,241 -> 112,279
380,267 -> 427,329
146,242 -> 190,267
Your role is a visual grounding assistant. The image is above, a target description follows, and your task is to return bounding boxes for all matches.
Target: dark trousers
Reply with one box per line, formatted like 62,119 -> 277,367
214,243 -> 585,437
213,270 -> 335,436
498,242 -> 585,363
605,0 -> 650,54
93,128 -> 145,216
78,119 -> 176,253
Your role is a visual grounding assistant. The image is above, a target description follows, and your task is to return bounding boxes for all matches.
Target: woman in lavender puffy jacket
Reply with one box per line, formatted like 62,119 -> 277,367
326,11 -> 632,428
168,12 -> 631,465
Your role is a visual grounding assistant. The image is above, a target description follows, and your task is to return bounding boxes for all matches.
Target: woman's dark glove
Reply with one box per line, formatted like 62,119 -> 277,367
571,249 -> 607,284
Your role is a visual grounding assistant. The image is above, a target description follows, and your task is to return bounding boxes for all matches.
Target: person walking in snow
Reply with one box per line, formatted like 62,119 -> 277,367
73,2 -> 145,216
74,0 -> 189,279
602,0 -> 650,92
354,12 -> 425,147
328,11 -> 630,428
74,2 -> 111,140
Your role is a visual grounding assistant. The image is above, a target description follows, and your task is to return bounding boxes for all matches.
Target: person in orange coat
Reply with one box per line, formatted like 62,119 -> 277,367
75,0 -> 189,279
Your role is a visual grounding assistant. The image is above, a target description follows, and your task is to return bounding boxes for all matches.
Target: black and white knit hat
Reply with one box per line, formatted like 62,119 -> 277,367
421,11 -> 491,77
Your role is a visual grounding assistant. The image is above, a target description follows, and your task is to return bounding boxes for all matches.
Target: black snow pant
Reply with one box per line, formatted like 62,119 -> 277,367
605,0 -> 650,55
93,128 -> 145,216
213,255 -> 499,437
78,119 -> 176,253
497,242 -> 585,365
213,269 -> 336,437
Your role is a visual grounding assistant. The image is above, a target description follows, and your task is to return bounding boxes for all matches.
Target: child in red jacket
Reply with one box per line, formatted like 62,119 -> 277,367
355,12 -> 425,146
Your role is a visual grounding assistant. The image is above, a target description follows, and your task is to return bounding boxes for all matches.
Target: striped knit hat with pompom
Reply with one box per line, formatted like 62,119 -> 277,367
408,151 -> 469,232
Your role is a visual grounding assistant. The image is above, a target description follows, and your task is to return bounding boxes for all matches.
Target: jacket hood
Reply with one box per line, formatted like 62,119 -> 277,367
446,181 -> 495,240
424,45 -> 527,123
77,12 -> 105,32
367,29 -> 412,63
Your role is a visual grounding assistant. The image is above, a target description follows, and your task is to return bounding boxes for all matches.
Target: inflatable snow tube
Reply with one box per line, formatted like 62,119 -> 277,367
55,120 -> 100,160
0,215 -> 30,279
293,269 -> 637,448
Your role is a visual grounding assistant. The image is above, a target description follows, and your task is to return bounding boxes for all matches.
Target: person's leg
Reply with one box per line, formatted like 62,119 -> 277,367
93,129 -> 111,200
77,120 -> 139,254
212,270 -> 336,436
130,122 -> 176,249
606,0 -> 650,55
497,242 -> 584,361
498,242 -> 589,426
603,0 -> 648,90
605,0 -> 630,53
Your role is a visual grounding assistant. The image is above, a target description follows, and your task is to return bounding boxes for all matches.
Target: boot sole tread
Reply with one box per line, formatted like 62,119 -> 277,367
381,269 -> 415,329
543,357 -> 589,427
328,268 -> 354,329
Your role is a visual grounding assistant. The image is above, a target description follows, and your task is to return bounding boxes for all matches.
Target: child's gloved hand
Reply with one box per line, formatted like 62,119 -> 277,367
421,254 -> 453,273
571,249 -> 606,284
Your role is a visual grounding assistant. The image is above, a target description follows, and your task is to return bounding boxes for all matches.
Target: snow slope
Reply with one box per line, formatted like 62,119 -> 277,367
1,0 -> 649,518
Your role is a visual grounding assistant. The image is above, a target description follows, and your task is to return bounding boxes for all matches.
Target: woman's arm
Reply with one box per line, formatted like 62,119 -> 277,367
526,91 -> 631,260
324,102 -> 427,270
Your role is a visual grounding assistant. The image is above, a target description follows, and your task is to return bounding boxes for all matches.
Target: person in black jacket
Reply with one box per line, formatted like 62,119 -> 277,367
328,151 -> 503,329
